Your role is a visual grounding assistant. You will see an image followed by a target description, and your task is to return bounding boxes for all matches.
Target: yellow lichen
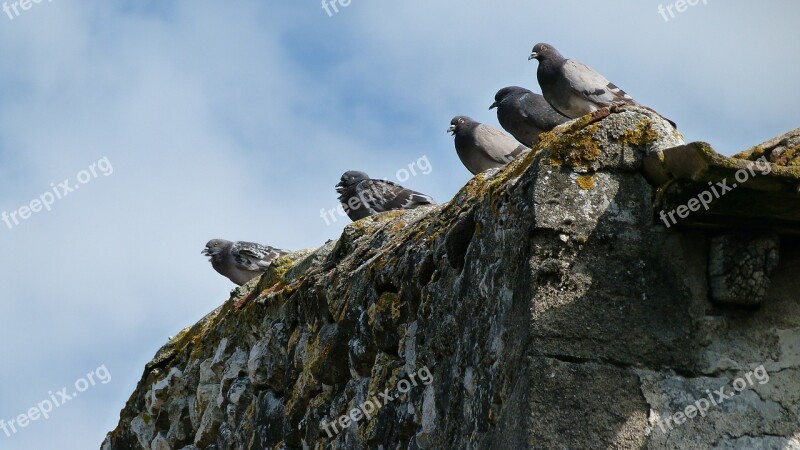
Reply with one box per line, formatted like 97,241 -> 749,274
576,175 -> 595,190
618,119 -> 659,147
539,122 -> 602,169
389,220 -> 407,233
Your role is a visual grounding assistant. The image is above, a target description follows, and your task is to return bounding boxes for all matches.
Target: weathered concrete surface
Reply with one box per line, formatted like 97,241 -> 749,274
708,233 -> 780,306
644,128 -> 800,235
735,128 -> 800,166
102,108 -> 800,450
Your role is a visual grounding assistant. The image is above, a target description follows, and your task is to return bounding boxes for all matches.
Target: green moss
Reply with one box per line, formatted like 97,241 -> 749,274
306,330 -> 336,377
489,148 -> 538,189
732,145 -> 763,161
256,256 -> 295,290
361,355 -> 404,438
284,370 -> 316,421
158,253 -> 309,361
368,292 -> 404,325
779,165 -> 800,178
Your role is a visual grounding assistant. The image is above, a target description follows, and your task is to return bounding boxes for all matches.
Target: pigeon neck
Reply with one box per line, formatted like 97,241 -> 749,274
538,57 -> 565,82
454,126 -> 478,148
210,255 -> 226,273
337,184 -> 357,201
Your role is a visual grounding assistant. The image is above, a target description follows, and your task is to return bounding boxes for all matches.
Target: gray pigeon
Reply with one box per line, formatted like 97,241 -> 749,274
528,43 -> 676,128
490,86 -> 570,147
336,171 -> 436,222
448,116 -> 530,175
203,239 -> 289,286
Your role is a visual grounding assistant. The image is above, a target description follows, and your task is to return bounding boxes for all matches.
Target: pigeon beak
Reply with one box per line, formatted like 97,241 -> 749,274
489,101 -> 499,110
447,125 -> 456,135
528,52 -> 538,61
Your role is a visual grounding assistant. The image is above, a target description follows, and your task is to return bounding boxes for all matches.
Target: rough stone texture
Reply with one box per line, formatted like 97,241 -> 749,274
102,108 -> 800,449
708,233 -> 781,306
734,128 -> 800,166
644,134 -> 800,234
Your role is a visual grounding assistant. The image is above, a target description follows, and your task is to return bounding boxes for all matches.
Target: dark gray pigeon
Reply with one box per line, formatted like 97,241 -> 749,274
203,239 -> 289,286
448,116 -> 530,175
490,86 -> 569,147
529,43 -> 676,128
336,171 -> 436,222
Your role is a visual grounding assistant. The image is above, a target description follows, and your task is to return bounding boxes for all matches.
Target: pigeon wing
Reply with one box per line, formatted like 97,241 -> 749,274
357,179 -> 435,214
519,93 -> 570,130
232,241 -> 288,271
562,59 -> 635,106
474,124 -> 530,164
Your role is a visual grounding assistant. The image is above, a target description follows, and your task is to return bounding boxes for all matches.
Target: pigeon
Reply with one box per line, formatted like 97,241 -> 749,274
528,43 -> 676,128
448,116 -> 530,175
203,239 -> 289,286
490,86 -> 570,147
335,171 -> 436,222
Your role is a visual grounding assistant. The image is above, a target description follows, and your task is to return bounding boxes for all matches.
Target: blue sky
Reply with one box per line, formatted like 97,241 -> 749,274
0,1 -> 798,449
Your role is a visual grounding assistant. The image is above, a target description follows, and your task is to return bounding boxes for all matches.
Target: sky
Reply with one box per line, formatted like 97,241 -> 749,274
0,1 -> 798,449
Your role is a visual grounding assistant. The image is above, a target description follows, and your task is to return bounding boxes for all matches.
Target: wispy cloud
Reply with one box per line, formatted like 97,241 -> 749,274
0,1 -> 797,448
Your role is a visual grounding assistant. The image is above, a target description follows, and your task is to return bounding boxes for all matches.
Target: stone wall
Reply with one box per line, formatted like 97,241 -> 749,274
102,109 -> 800,450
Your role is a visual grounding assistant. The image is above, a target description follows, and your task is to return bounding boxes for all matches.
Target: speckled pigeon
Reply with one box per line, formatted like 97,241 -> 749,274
203,239 -> 289,286
529,43 -> 676,128
336,171 -> 436,222
490,86 -> 570,147
448,115 -> 530,175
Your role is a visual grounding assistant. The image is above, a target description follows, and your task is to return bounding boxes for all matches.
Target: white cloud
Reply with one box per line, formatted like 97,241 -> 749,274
0,1 -> 797,448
